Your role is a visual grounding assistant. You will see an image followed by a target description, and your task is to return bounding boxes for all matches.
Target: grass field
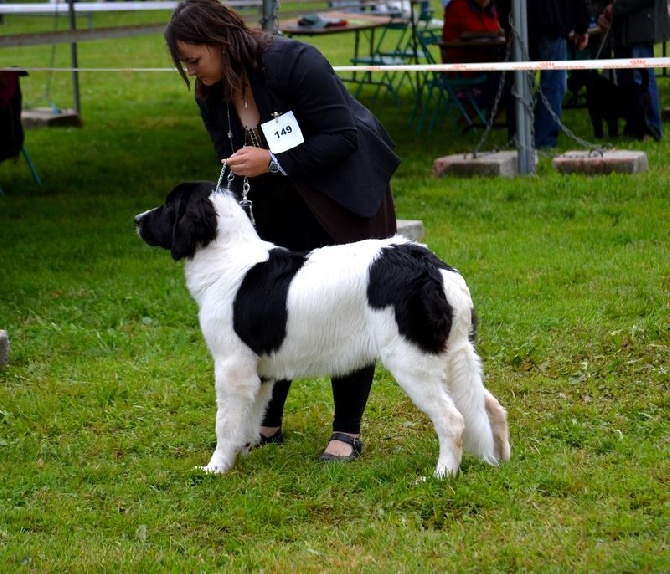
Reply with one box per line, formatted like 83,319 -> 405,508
1,10 -> 669,572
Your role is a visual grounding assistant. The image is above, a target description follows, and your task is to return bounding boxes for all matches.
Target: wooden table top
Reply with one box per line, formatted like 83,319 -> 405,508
279,11 -> 393,36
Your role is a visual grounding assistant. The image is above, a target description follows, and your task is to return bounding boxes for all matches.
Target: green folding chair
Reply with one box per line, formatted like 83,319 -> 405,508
410,28 -> 489,133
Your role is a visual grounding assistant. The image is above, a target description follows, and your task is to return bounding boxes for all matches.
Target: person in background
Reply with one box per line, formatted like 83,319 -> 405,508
527,0 -> 590,148
442,0 -> 504,68
164,0 -> 400,461
597,0 -> 670,140
441,0 -> 512,132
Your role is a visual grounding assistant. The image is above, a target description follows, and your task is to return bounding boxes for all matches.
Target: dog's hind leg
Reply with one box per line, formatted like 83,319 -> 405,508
201,358 -> 262,474
383,351 -> 465,478
484,390 -> 511,462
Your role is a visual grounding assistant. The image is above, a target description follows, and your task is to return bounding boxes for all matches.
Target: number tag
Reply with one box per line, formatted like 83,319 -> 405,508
261,111 -> 304,153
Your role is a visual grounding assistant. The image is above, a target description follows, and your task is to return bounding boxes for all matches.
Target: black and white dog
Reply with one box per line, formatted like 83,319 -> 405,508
586,68 -> 661,141
134,182 -> 510,478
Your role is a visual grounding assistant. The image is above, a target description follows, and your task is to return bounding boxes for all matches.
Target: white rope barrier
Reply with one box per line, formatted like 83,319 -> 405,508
2,57 -> 669,74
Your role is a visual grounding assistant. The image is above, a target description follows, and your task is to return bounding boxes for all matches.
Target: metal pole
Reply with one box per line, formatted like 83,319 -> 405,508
67,0 -> 80,115
512,0 -> 534,175
261,0 -> 277,33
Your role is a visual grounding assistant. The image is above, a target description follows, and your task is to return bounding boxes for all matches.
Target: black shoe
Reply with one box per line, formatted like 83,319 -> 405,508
318,432 -> 363,462
258,427 -> 284,446
247,427 -> 284,451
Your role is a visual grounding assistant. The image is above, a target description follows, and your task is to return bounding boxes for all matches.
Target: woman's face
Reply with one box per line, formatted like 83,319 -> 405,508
176,41 -> 223,86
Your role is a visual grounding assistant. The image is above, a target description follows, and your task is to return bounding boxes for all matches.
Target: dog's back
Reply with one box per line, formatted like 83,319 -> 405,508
247,238 -> 465,381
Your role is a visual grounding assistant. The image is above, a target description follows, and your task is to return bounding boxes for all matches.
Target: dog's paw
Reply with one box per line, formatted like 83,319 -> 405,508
195,448 -> 237,474
433,466 -> 459,480
194,461 -> 230,475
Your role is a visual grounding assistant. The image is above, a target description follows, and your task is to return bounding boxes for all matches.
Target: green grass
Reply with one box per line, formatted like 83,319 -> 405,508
1,13 -> 669,573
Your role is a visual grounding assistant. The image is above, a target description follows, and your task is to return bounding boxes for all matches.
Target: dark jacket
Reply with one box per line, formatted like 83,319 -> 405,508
610,0 -> 670,46
197,35 -> 400,220
0,70 -> 27,163
527,0 -> 590,43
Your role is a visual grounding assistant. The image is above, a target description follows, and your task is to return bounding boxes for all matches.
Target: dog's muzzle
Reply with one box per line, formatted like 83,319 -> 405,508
134,211 -> 155,245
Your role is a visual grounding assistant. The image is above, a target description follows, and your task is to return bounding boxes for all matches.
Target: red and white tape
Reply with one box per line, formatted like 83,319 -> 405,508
334,57 -> 670,73
2,57 -> 669,74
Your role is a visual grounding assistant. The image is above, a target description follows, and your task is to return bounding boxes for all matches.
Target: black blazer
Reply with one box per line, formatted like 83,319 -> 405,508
526,0 -> 589,45
197,35 -> 401,219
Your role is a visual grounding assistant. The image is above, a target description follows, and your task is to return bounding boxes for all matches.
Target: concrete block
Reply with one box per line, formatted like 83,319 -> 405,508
0,330 -> 9,371
552,150 -> 648,175
433,151 -> 522,178
22,108 -> 82,129
397,219 -> 424,242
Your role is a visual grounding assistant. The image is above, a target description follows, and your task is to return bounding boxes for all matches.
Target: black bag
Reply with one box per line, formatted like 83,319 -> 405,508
0,70 -> 28,163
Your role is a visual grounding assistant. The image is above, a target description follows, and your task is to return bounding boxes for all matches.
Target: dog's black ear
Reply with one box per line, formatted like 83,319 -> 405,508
170,191 -> 218,261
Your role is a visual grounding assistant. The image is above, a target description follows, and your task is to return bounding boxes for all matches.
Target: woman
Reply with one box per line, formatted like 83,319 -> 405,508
441,0 -> 504,67
441,0 -> 512,134
164,0 -> 400,460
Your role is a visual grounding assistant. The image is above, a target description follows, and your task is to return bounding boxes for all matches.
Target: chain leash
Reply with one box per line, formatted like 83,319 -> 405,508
214,161 -> 256,226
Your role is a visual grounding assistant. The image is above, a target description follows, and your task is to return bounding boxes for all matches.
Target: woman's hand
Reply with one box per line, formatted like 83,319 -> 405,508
224,146 -> 271,178
597,4 -> 613,31
573,33 -> 589,51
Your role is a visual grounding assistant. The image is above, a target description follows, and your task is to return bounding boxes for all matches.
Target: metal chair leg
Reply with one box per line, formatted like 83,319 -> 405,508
21,147 -> 42,185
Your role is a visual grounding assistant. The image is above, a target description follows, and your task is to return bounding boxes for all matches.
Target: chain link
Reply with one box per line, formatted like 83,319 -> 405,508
471,26 -> 515,157
213,161 -> 256,226
214,162 -> 227,194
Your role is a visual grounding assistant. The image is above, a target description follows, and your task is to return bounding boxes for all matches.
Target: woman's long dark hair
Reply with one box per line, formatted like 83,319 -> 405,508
164,0 -> 272,99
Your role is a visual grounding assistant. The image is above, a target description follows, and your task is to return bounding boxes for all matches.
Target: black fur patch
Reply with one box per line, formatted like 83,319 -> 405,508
367,244 -> 454,354
233,248 -> 308,355
136,181 -> 218,261
168,182 -> 218,261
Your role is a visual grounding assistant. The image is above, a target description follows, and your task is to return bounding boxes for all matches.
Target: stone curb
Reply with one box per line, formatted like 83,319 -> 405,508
22,108 -> 83,129
552,150 -> 649,175
0,330 -> 9,371
433,151 -> 523,178
397,219 -> 425,242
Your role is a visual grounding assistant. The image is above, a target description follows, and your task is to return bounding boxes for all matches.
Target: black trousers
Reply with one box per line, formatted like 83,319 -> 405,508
262,365 -> 375,435
246,177 -> 395,436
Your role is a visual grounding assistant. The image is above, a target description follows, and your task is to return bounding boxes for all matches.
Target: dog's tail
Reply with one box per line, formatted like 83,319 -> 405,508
442,272 -> 498,464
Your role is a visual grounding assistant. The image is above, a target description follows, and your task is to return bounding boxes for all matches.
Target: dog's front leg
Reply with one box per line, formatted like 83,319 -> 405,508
201,358 -> 262,474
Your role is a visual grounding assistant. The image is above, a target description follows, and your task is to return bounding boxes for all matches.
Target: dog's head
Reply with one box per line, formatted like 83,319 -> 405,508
134,181 -> 218,261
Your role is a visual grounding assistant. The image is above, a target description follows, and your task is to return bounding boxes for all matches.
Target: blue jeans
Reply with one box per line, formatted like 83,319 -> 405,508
534,38 -> 568,148
613,43 -> 662,138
